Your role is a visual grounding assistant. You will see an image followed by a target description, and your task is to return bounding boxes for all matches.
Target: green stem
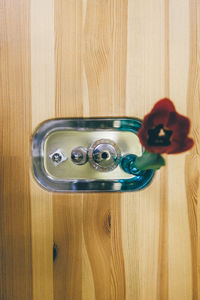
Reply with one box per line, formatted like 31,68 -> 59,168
133,151 -> 165,170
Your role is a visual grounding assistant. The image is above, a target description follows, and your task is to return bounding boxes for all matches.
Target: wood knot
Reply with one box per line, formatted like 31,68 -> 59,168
104,210 -> 111,234
53,242 -> 58,261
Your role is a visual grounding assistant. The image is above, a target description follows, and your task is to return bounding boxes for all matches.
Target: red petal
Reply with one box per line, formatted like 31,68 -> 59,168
138,98 -> 194,155
167,112 -> 190,139
142,110 -> 170,129
138,127 -> 170,154
138,127 -> 149,148
151,98 -> 176,114
167,137 -> 194,154
142,98 -> 176,130
148,110 -> 171,127
142,113 -> 154,128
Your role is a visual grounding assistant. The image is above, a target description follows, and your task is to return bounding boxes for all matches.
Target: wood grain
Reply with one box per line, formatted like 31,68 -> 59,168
83,2 -> 127,299
30,1 -> 54,299
168,1 -> 193,299
0,0 -> 199,299
53,1 -> 83,299
0,0 -> 33,299
186,0 -> 200,298
125,1 -> 168,299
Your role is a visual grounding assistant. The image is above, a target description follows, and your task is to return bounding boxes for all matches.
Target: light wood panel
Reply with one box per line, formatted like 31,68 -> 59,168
0,1 -> 33,299
30,0 -> 54,299
53,1 -> 83,299
83,2 -> 127,299
0,0 -> 199,300
125,1 -> 167,299
168,1 -> 192,299
185,0 -> 200,298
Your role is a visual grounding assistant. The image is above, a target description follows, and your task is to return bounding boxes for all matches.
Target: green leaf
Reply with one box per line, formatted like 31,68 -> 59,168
133,151 -> 165,170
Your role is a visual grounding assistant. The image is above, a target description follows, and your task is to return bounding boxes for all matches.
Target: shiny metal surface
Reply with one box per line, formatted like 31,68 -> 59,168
32,118 -> 155,192
71,146 -> 88,165
44,130 -> 140,180
49,149 -> 67,166
88,139 -> 121,172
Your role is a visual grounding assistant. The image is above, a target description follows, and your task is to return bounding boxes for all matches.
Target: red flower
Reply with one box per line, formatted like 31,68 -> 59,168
138,98 -> 194,154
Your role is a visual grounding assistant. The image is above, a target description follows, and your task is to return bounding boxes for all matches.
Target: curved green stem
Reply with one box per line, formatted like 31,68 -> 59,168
133,151 -> 165,170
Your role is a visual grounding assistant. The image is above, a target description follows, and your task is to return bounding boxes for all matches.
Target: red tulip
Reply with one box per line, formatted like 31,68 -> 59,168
138,98 -> 194,154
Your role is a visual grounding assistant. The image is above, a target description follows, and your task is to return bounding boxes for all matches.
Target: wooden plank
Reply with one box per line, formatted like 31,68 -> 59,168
186,0 -> 200,298
53,195 -> 83,300
82,232 -> 96,300
83,1 -> 127,299
124,1 -> 167,299
30,0 -> 55,299
0,0 -> 33,299
168,0 -> 193,299
83,0 -> 128,117
83,194 -> 111,300
53,1 -> 83,299
0,0 -> 199,299
111,195 -> 126,299
54,0 -> 83,117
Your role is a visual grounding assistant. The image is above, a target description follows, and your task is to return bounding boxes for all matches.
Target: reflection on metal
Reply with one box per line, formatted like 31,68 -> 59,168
88,139 -> 121,172
49,149 -> 67,166
32,118 -> 154,192
71,146 -> 88,165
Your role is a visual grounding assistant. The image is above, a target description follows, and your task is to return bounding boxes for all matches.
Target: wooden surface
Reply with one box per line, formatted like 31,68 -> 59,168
0,0 -> 199,299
